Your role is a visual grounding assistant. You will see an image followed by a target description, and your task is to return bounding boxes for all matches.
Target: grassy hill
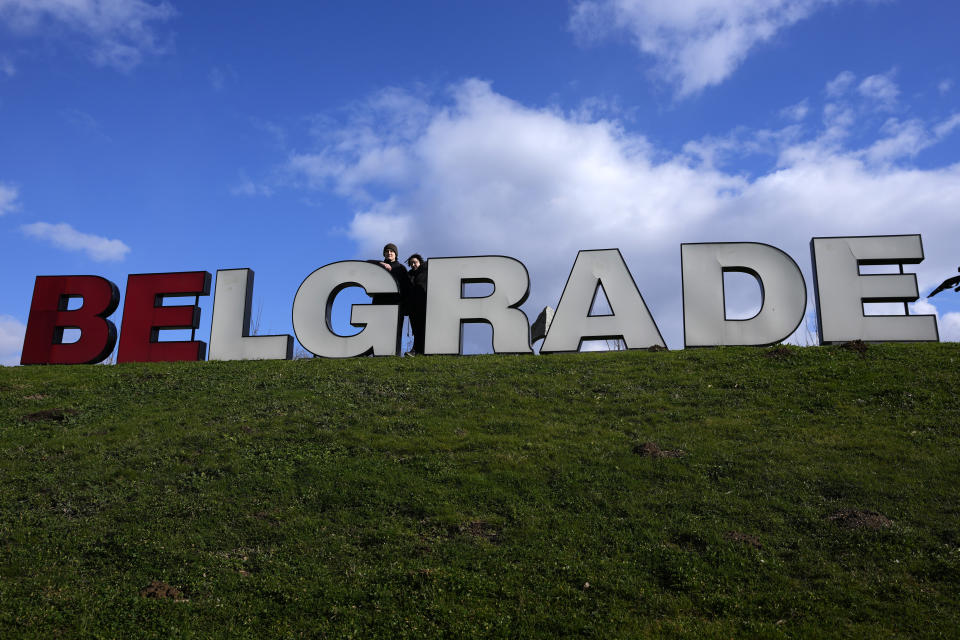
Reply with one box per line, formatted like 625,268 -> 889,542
2,343 -> 959,638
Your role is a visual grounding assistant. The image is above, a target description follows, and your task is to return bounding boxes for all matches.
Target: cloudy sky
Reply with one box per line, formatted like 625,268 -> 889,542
2,0 -> 960,363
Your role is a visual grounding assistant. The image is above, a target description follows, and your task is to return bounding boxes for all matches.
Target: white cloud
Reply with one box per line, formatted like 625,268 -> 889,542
854,113 -> 960,167
0,54 -> 14,76
858,71 -> 899,108
911,299 -> 960,342
252,118 -> 288,149
780,99 -> 809,122
932,113 -> 960,139
288,88 -> 433,200
682,124 -> 803,171
825,70 -> 856,97
938,78 -> 954,95
21,221 -> 130,261
941,312 -> 960,341
0,0 -> 176,71
209,65 -> 237,91
0,314 -> 25,366
821,102 -> 852,132
60,108 -> 112,142
910,298 -> 938,316
230,177 -> 273,197
569,0 -> 847,97
0,182 -> 18,215
286,78 -> 960,348
860,118 -> 930,165
806,73 -> 960,168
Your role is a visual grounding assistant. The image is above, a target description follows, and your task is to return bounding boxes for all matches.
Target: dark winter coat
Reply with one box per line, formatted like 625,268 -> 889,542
367,259 -> 408,306
406,262 -> 428,353
407,263 -> 428,310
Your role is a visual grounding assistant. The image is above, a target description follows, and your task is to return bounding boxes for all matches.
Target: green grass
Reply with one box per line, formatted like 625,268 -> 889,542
2,343 -> 959,638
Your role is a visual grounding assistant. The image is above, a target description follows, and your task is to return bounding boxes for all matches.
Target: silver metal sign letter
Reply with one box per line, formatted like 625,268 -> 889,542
292,261 -> 400,358
681,243 -> 807,347
209,269 -> 293,360
540,249 -> 666,353
810,235 -> 938,344
424,256 -> 533,355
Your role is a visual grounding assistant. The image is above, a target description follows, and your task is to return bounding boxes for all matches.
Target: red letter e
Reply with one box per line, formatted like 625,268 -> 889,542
117,271 -> 212,363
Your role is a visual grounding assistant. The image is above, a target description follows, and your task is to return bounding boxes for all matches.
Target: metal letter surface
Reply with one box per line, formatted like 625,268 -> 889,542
117,271 -> 212,363
810,235 -> 938,343
20,275 -> 119,365
424,256 -> 533,355
209,269 -> 293,361
681,243 -> 806,347
540,249 -> 665,353
292,261 -> 400,358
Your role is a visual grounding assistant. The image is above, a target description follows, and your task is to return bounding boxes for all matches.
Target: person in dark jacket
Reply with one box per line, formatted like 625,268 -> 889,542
405,253 -> 428,355
368,243 -> 408,305
367,243 -> 408,354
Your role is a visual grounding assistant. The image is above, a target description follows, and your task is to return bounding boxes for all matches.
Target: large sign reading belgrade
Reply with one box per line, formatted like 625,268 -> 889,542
20,234 -> 939,365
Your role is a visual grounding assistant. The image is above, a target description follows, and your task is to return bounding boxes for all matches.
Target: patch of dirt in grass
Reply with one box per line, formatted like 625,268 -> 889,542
647,345 -> 668,352
22,408 -> 78,423
23,394 -> 47,400
672,532 -> 708,552
827,509 -> 892,530
139,580 -> 187,601
633,442 -> 685,458
458,520 -> 500,543
764,345 -> 794,359
839,340 -> 869,356
725,531 -> 762,549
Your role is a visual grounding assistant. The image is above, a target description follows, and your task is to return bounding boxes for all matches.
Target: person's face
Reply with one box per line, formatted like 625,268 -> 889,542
409,257 -> 421,270
384,249 -> 397,262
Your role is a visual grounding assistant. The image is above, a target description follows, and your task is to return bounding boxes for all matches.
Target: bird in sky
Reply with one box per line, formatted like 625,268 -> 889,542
928,268 -> 960,298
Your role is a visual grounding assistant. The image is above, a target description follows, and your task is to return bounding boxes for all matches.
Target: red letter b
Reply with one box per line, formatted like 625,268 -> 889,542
21,275 -> 120,365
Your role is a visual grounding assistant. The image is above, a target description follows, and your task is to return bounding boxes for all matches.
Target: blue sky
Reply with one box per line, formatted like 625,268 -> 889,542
3,0 -> 960,363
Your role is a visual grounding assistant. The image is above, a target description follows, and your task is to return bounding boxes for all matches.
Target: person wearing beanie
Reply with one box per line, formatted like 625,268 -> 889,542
367,243 -> 409,353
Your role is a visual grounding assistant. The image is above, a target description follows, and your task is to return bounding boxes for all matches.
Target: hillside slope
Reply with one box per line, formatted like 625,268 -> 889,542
2,343 -> 959,638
